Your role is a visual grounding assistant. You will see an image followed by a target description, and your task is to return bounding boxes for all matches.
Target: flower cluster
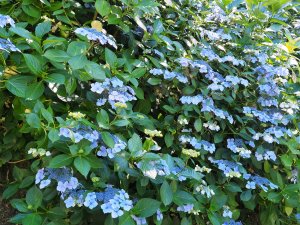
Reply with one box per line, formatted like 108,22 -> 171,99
101,189 -> 133,218
180,135 -> 215,153
144,129 -> 163,137
180,95 -> 233,123
177,204 -> 194,213
59,126 -> 126,158
209,158 -> 244,178
203,121 -> 220,131
91,77 -> 136,109
245,174 -> 278,192
227,139 -> 252,158
222,220 -> 242,225
223,206 -> 233,218
201,48 -> 245,66
132,215 -> 147,225
97,135 -> 127,158
28,148 -> 51,158
0,14 -> 15,28
195,180 -> 215,198
35,168 -> 133,217
0,38 -> 19,52
255,150 -> 276,161
252,126 -> 293,144
243,107 -> 289,125
136,158 -> 170,179
149,68 -> 188,83
75,28 -> 117,48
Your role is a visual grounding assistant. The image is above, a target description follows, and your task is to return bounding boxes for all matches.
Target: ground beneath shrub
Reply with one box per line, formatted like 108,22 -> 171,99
0,166 -> 15,225
0,189 -> 14,225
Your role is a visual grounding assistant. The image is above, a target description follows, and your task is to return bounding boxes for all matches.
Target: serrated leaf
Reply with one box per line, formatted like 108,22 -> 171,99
160,180 -> 173,205
44,49 -> 70,62
35,21 -> 51,38
49,154 -> 73,168
132,198 -> 161,217
74,157 -> 90,177
26,186 -> 43,209
23,54 -> 43,75
95,0 -> 111,16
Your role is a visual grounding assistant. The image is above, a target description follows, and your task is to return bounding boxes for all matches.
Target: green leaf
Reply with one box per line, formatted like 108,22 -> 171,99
208,212 -> 221,225
26,186 -> 43,209
118,212 -> 135,225
48,129 -> 60,143
10,26 -> 32,39
97,109 -> 110,129
101,132 -> 115,148
173,191 -> 197,205
67,41 -> 88,56
105,48 -> 117,68
23,54 -> 43,75
240,190 -> 252,202
128,133 -> 142,153
44,49 -> 70,62
68,55 -> 88,70
84,62 -> 106,80
35,21 -> 51,38
2,183 -> 19,199
49,154 -> 73,168
22,214 -> 42,225
210,194 -> 227,211
74,157 -> 91,177
132,198 -> 161,217
19,176 -> 35,188
5,76 -> 32,98
160,180 -> 173,205
10,199 -> 28,212
164,132 -> 174,148
225,183 -> 242,193
41,108 -> 54,124
21,4 -> 41,18
26,113 -> 41,128
95,0 -> 111,16
45,73 -> 65,84
26,82 -> 44,100
111,119 -> 130,127
194,119 -> 202,132
280,154 -> 293,168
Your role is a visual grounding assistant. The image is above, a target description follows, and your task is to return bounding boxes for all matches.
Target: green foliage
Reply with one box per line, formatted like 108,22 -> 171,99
0,0 -> 299,225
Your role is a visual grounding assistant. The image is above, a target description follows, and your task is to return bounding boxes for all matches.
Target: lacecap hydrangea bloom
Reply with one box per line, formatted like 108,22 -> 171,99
75,27 -> 117,48
91,77 -> 136,109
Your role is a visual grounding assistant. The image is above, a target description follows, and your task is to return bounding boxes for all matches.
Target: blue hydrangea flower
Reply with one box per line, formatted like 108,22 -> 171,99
177,204 -> 194,213
150,68 -> 188,83
91,77 -> 136,109
209,157 -> 245,178
180,135 -> 216,153
0,38 -> 20,52
35,168 -> 45,184
245,175 -> 278,192
0,14 -> 15,28
222,220 -> 242,225
100,189 -> 133,218
156,209 -> 163,221
64,196 -> 76,208
84,192 -> 98,209
39,179 -> 51,189
226,139 -> 251,158
136,159 -> 170,179
223,206 -> 233,218
75,28 -> 117,48
132,215 -> 147,225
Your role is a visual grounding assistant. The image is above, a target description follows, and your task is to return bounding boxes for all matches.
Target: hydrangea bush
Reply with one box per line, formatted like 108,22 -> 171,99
0,0 -> 300,225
